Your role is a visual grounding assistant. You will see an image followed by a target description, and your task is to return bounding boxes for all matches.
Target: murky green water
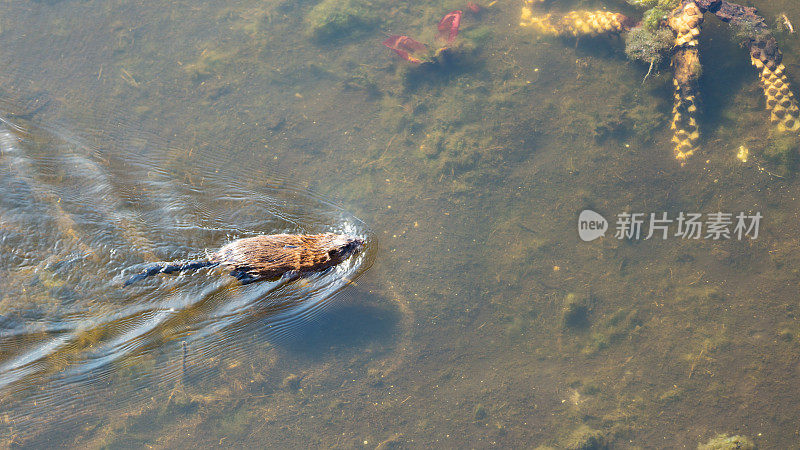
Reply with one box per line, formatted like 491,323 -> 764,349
2,0 -> 800,447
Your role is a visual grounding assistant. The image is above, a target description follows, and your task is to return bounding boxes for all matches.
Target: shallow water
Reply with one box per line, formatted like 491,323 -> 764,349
0,113 -> 374,437
1,0 -> 800,447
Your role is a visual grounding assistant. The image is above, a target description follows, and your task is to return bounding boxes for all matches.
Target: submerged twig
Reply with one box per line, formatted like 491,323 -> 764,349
642,58 -> 655,84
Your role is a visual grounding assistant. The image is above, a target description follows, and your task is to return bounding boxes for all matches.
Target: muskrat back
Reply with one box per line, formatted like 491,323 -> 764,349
124,233 -> 364,286
211,233 -> 364,280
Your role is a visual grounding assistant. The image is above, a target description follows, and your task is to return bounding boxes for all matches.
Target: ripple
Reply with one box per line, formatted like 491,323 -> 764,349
0,112 -> 375,439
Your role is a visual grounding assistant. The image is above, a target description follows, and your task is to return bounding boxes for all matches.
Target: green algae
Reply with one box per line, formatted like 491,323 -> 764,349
624,26 -> 674,66
640,4 -> 675,32
463,26 -> 493,45
625,0 -> 680,32
562,293 -> 591,329
561,424 -> 608,450
729,15 -> 771,43
698,434 -> 756,450
582,308 -> 642,355
761,133 -> 799,176
304,0 -> 378,42
183,49 -> 236,82
376,55 -> 503,191
625,0 -> 678,8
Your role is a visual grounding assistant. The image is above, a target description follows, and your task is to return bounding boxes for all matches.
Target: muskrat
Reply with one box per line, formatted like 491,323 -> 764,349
124,233 -> 364,286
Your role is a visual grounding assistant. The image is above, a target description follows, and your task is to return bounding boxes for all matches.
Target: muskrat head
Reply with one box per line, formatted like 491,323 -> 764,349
323,233 -> 365,264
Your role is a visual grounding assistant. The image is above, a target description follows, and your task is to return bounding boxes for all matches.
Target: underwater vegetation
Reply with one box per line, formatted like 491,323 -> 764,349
369,4 -> 504,192
762,134 -> 799,176
623,25 -> 675,68
521,0 -> 800,165
305,0 -> 378,41
627,0 -> 681,32
698,433 -> 755,449
561,293 -> 591,329
382,10 -> 463,65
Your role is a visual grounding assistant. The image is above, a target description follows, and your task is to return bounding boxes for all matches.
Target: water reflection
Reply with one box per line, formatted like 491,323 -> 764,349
0,112 -> 374,438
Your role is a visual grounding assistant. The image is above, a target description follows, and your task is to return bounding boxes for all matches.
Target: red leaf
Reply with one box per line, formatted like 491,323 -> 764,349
437,10 -> 463,43
383,35 -> 428,63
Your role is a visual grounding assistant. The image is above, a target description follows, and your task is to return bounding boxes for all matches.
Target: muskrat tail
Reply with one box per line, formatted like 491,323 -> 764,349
123,260 -> 218,286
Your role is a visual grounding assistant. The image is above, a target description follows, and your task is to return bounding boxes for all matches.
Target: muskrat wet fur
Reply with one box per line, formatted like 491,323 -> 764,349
124,233 -> 364,286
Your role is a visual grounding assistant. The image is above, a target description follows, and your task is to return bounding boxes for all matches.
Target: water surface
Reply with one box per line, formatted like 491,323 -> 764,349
1,0 -> 800,447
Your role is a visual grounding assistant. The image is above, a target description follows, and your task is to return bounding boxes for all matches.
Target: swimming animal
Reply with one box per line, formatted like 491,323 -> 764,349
124,233 -> 364,286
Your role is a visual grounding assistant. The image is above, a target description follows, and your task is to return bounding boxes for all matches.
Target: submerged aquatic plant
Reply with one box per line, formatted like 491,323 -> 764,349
626,0 -> 680,31
305,0 -> 378,41
382,10 -> 463,64
521,0 -> 800,165
624,25 -> 674,66
437,10 -> 462,44
382,35 -> 429,64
